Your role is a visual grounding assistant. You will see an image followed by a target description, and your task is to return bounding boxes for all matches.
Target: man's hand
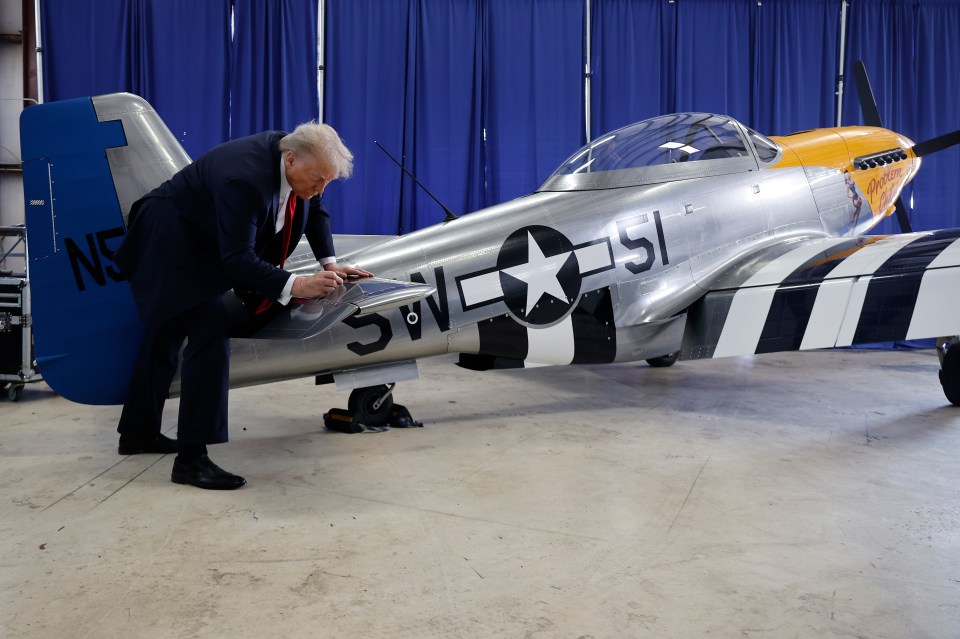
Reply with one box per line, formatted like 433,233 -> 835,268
323,262 -> 374,280
292,271 -> 343,298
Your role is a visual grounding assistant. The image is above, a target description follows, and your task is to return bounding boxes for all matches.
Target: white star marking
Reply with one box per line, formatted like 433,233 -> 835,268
502,231 -> 572,312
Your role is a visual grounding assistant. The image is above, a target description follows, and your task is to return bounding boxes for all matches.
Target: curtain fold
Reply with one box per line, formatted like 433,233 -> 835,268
590,0 -> 840,140
752,0 -> 840,135
325,0 -> 583,233
140,0 -> 232,157
41,0 -> 135,100
324,0 -> 413,234
230,0 -> 319,139
588,0 -> 673,140
673,0 -> 754,123
911,0 -> 960,232
403,0 -> 484,233
481,0 -> 585,205
41,0 -> 231,160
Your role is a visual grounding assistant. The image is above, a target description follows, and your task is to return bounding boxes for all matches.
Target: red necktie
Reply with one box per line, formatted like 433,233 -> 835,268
278,191 -> 297,268
254,192 -> 298,316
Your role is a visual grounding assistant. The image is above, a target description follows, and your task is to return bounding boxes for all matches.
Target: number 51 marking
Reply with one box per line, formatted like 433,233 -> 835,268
616,210 -> 669,274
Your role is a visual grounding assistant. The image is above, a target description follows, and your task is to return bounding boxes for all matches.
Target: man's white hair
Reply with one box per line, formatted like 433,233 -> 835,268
280,122 -> 354,179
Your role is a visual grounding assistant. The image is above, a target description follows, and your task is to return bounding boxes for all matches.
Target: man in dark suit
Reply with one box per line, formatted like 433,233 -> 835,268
113,122 -> 371,490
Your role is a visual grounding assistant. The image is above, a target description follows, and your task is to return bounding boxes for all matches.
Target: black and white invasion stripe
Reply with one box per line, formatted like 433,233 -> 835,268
682,230 -> 960,359
465,288 -> 618,369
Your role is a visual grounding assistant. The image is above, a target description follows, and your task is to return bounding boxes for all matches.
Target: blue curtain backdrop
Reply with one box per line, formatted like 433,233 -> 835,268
752,0 -> 840,135
37,0 -> 960,236
404,0 -> 485,232
230,0 -> 320,138
40,0 -> 138,103
589,0 -> 674,136
674,0 -> 754,123
325,0 -> 583,234
906,0 -> 960,234
40,0 -> 232,159
589,0 -> 839,141
40,0 -> 316,160
323,0 -> 414,234
323,0 -> 488,235
481,0 -> 585,205
138,1 -> 233,156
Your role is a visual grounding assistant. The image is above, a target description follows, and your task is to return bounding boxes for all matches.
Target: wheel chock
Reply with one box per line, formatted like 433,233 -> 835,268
323,408 -> 365,433
323,403 -> 424,434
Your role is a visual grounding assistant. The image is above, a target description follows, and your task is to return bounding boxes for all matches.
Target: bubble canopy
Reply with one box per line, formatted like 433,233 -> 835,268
539,113 -> 779,192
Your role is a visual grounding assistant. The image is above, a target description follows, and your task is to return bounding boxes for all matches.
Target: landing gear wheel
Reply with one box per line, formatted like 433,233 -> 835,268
939,343 -> 960,406
646,352 -> 679,368
347,384 -> 395,426
325,383 -> 422,434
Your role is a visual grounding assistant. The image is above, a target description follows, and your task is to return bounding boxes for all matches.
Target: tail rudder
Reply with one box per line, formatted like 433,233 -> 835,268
20,94 -> 188,404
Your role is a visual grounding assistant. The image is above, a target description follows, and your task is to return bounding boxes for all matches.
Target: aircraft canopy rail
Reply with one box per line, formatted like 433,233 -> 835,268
539,113 -> 768,192
744,126 -> 781,164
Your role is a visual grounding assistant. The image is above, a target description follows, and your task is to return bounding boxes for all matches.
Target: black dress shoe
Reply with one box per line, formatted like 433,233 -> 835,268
171,455 -> 246,490
118,433 -> 178,455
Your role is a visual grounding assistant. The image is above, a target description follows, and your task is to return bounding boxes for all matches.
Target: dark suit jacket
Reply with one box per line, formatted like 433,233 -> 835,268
115,131 -> 335,322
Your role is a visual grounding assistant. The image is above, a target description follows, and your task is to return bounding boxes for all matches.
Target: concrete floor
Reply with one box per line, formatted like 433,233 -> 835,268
1,348 -> 959,638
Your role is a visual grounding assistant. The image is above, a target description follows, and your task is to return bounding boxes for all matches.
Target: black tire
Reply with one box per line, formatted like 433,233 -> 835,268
939,344 -> 960,406
646,352 -> 679,368
347,385 -> 394,425
7,384 -> 23,402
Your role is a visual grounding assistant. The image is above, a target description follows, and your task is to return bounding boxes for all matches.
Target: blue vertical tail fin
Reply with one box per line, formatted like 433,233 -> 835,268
20,94 -> 189,404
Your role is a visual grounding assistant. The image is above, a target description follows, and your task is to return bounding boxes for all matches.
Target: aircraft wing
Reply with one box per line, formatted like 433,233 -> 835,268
680,229 -> 960,359
248,277 -> 435,340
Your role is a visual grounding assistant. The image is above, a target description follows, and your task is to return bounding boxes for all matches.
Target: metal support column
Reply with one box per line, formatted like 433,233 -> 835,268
836,0 -> 848,126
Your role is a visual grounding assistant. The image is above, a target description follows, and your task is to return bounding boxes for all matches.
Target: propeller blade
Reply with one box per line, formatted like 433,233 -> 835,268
893,195 -> 913,233
911,129 -> 960,158
853,60 -> 884,127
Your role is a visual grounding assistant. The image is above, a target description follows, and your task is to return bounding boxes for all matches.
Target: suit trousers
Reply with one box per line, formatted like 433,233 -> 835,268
118,296 -> 231,445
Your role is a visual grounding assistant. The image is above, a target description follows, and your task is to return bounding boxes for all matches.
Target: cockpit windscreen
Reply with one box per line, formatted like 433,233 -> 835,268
552,113 -> 751,176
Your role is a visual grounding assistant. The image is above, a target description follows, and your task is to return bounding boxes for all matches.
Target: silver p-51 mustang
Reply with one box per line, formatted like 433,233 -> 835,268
19,65 -> 960,417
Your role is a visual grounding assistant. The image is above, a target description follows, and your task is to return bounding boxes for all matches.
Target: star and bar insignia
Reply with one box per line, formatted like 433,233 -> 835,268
456,225 -> 614,326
